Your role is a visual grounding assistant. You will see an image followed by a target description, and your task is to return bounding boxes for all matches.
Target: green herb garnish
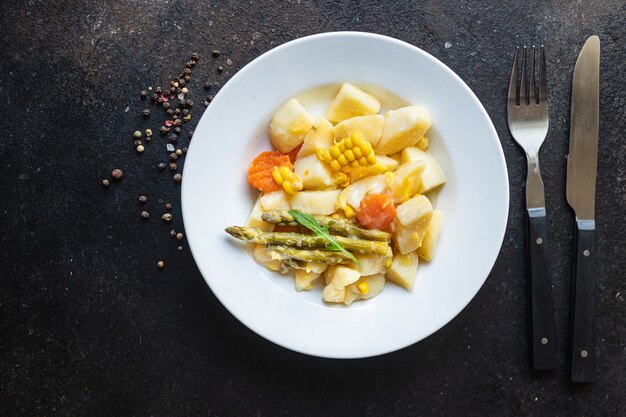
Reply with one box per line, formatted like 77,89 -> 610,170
288,209 -> 360,270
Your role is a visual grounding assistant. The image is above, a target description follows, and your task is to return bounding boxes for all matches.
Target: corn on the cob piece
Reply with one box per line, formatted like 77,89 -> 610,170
317,132 -> 377,173
272,166 -> 303,195
260,210 -> 390,242
225,226 -> 392,257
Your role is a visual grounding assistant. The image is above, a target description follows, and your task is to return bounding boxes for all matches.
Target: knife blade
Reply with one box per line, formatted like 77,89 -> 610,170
566,35 -> 600,383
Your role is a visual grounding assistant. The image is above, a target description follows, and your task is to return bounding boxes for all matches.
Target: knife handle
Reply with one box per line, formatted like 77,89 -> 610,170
527,208 -> 557,370
570,220 -> 596,383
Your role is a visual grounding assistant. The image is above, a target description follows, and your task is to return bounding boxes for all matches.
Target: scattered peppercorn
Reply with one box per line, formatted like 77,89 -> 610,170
163,102 -> 171,110
158,162 -> 167,170
157,260 -> 165,269
207,95 -> 214,102
212,49 -> 220,57
181,87 -> 188,94
133,130 -> 142,138
183,68 -> 192,76
140,90 -> 147,99
165,203 -> 173,210
174,127 -> 181,134
134,139 -> 142,146
183,114 -> 192,122
169,162 -> 177,171
175,149 -> 182,156
166,109 -> 174,116
168,133 -> 178,143
139,195 -> 147,203
204,100 -> 209,107
177,246 -> 183,251
145,129 -> 153,137
217,66 -> 224,72
169,152 -> 177,160
173,173 -> 182,182
102,179 -> 110,187
141,210 -> 150,219
136,145 -> 145,153
173,118 -> 182,126
156,86 -> 162,93
226,58 -> 233,66
204,81 -> 212,90
142,109 -> 150,117
182,109 -> 189,116
170,229 -> 176,238
162,213 -> 173,222
188,130 -> 194,138
184,75 -> 191,82
176,232 -> 184,240
182,147 -> 188,154
112,169 -> 123,180
191,52 -> 199,60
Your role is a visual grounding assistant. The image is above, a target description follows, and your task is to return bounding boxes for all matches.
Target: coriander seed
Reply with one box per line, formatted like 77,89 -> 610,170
102,179 -> 110,187
157,260 -> 165,269
145,128 -> 153,137
141,210 -> 149,219
158,162 -> 167,170
175,149 -> 182,156
169,162 -> 177,171
136,145 -> 145,153
112,169 -> 123,180
176,232 -> 184,240
177,246 -> 183,251
181,87 -> 188,94
165,203 -> 173,210
133,130 -> 142,138
139,195 -> 147,203
173,173 -> 182,182
162,213 -> 173,222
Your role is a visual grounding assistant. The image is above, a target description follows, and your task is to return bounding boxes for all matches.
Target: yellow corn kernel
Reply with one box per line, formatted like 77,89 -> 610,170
272,166 -> 303,195
329,146 -> 341,159
334,172 -> 350,187
366,153 -> 377,165
353,147 -> 363,158
344,136 -> 353,149
329,160 -> 341,171
337,154 -> 348,166
272,166 -> 284,185
356,281 -> 369,295
350,160 -> 360,169
344,149 -> 355,162
343,204 -> 355,218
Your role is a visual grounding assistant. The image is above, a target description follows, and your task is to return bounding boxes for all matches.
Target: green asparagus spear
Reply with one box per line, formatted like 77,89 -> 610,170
267,245 -> 355,264
225,226 -> 392,257
261,210 -> 390,242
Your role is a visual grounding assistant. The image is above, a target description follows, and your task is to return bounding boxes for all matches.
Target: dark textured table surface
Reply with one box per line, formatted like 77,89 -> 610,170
2,1 -> 625,416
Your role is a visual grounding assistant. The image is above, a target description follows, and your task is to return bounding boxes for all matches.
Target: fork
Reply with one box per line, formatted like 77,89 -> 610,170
507,46 -> 557,370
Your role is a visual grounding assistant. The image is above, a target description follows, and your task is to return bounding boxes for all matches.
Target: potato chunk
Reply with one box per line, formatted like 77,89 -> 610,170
400,147 -> 447,193
323,265 -> 361,303
344,274 -> 385,305
395,195 -> 433,227
294,270 -> 321,291
354,254 -> 387,276
297,115 -> 334,159
246,195 -> 274,231
289,190 -> 340,215
390,161 -> 427,204
375,106 -> 432,155
259,191 -> 290,211
325,83 -> 381,124
386,251 -> 419,290
417,209 -> 443,261
269,98 -> 314,153
293,154 -> 335,190
334,115 -> 384,146
252,244 -> 284,273
339,174 -> 392,213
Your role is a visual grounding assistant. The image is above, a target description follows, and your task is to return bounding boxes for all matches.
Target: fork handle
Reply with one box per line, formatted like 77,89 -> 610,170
570,220 -> 596,383
527,208 -> 557,370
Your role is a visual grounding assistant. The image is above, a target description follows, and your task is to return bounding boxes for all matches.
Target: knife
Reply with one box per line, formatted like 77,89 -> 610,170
566,35 -> 600,383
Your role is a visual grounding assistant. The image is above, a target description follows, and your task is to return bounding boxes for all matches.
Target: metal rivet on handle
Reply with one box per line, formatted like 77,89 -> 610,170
581,350 -> 588,358
541,337 -> 548,345
536,237 -> 543,245
583,249 -> 590,257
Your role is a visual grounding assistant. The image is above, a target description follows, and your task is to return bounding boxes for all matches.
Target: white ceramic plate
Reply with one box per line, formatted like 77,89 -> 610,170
182,32 -> 509,358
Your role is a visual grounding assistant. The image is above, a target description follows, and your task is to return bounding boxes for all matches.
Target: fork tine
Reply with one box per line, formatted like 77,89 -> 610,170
508,47 -> 519,107
520,46 -> 527,105
539,45 -> 547,103
530,46 -> 537,104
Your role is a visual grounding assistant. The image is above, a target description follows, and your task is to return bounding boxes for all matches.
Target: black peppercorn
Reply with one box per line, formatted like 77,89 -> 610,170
140,90 -> 147,99
142,109 -> 150,117
168,133 -> 178,143
169,162 -> 177,171
158,162 -> 166,170
191,52 -> 199,60
174,127 -> 181,134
